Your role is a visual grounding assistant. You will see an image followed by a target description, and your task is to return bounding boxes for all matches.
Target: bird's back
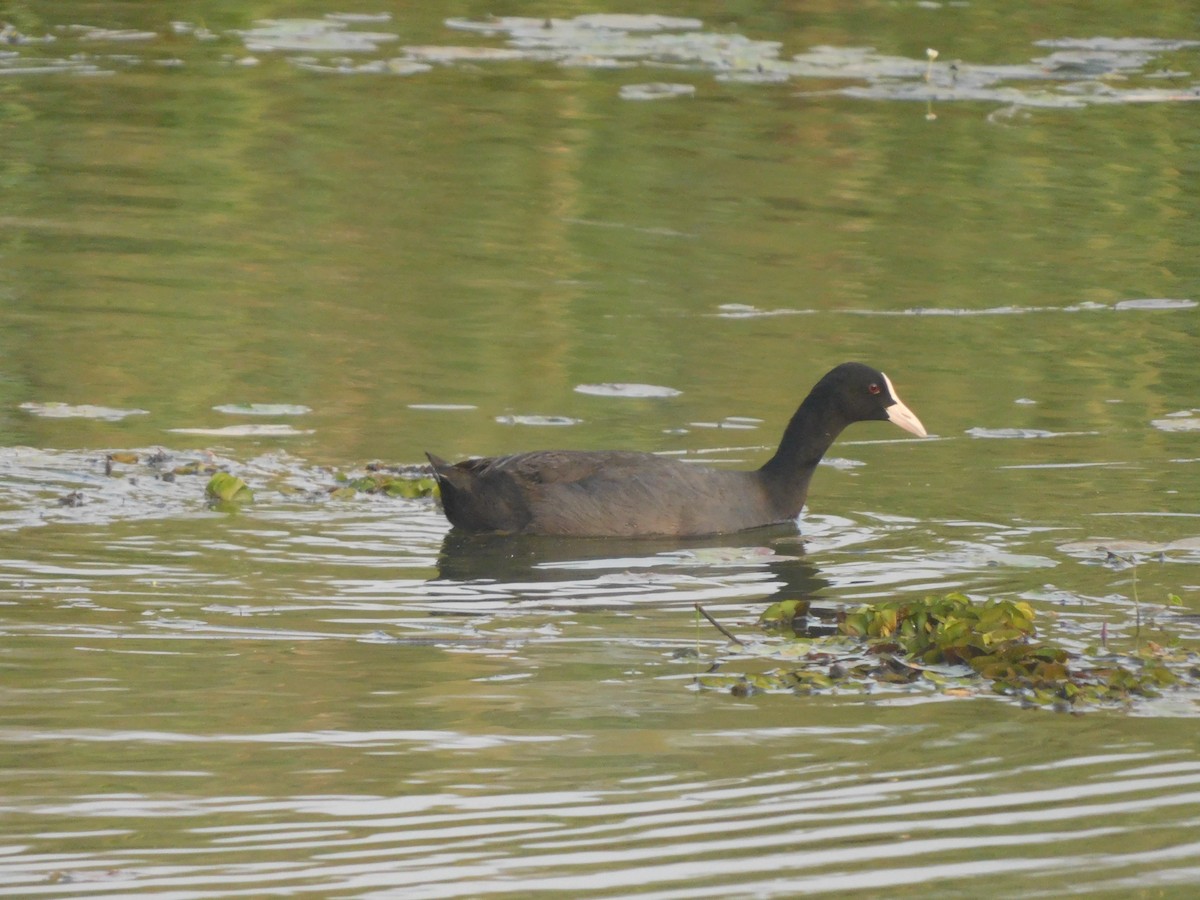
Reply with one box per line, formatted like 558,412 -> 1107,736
428,450 -> 781,537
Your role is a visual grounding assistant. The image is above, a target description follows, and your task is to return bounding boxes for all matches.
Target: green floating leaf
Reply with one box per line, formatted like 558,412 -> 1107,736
205,472 -> 253,503
759,598 -> 810,629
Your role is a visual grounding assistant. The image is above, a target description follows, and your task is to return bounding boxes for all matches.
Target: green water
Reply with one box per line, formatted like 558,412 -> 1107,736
1,2 -> 1199,897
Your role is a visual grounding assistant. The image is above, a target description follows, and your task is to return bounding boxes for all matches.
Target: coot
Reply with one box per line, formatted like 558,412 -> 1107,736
427,361 -> 925,537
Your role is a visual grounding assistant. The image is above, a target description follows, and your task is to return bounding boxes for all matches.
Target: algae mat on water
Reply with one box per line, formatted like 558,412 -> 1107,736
696,592 -> 1200,711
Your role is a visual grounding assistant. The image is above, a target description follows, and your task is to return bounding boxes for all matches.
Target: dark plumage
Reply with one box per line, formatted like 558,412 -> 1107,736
427,362 -> 926,538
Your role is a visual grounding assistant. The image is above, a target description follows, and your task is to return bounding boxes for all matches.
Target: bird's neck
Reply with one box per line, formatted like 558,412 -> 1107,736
756,394 -> 851,516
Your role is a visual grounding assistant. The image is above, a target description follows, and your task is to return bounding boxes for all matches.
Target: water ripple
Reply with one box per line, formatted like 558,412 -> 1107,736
3,746 -> 1196,897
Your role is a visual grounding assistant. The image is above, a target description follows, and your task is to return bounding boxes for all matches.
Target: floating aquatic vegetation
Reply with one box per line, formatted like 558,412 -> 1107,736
441,15 -> 784,82
619,82 -> 695,101
330,466 -> 438,500
1114,298 -> 1197,311
890,299 -> 1195,316
170,21 -> 217,41
495,415 -> 582,426
1058,537 -> 1200,558
0,447 -> 440,533
696,593 -> 1200,710
426,19 -> 1200,109
966,427 -> 1085,439
387,59 -> 435,76
221,13 -> 1200,110
689,418 -> 761,431
65,26 -> 157,42
290,56 -> 432,75
169,457 -> 220,476
798,40 -> 1200,109
168,424 -> 314,437
820,457 -> 866,470
717,68 -> 793,85
19,402 -> 149,421
234,17 -> 399,53
716,297 -> 1198,319
1152,414 -> 1200,434
0,447 -> 221,531
714,303 -> 809,319
1001,461 -> 1127,470
0,23 -> 54,45
564,217 -> 696,238
4,12 -> 1198,111
574,383 -> 682,398
0,26 -> 138,76
443,15 -> 704,37
403,45 -> 536,64
213,403 -> 312,416
1159,409 -> 1200,419
326,13 -> 393,25
1034,37 -> 1200,53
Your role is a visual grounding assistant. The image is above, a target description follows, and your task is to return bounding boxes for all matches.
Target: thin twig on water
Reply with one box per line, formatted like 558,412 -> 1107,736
695,604 -> 740,645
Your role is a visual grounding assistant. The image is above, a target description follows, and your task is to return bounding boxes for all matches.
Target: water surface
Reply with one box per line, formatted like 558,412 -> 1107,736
2,2 -> 1200,896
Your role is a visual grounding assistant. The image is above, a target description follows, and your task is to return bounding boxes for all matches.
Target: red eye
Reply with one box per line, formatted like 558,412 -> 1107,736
868,383 -> 882,395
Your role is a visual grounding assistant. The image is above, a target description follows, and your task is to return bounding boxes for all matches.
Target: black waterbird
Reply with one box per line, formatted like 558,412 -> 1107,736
426,362 -> 926,538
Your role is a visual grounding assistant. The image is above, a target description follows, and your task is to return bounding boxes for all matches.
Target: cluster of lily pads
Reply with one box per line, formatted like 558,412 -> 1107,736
696,592 -> 1198,711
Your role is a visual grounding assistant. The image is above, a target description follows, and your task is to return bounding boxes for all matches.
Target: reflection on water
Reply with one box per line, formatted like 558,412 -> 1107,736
434,527 -> 827,607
